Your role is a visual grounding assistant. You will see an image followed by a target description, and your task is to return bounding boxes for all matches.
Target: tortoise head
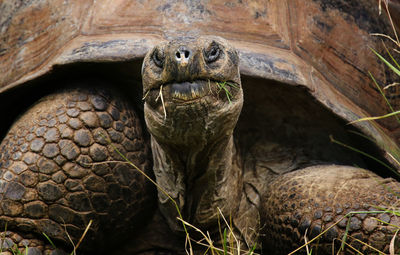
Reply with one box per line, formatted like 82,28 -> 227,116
142,36 -> 243,148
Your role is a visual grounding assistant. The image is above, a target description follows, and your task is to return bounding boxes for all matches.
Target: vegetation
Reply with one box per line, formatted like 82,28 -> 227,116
0,220 -> 92,255
216,81 -> 239,104
109,140 -> 259,255
293,1 -> 400,254
3,2 -> 399,254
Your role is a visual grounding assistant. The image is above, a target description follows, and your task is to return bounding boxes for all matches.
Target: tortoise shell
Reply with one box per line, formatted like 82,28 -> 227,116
1,0 -> 400,164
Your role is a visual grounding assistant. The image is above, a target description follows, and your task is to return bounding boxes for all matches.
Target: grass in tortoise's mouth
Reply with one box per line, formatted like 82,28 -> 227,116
144,79 -> 239,103
143,79 -> 240,119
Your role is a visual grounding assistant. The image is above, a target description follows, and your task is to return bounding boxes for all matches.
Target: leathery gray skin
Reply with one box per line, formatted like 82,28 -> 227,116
1,36 -> 400,254
142,36 -> 245,235
142,36 -> 400,254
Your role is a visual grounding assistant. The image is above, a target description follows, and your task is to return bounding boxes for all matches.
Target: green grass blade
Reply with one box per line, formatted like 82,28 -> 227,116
248,243 -> 257,255
223,228 -> 228,255
368,71 -> 400,124
42,232 -> 56,249
226,82 -> 239,89
384,45 -> 400,70
373,205 -> 400,216
224,90 -> 232,103
371,48 -> 400,76
11,244 -> 19,255
350,110 -> 400,123
223,87 -> 233,97
348,130 -> 376,143
339,215 -> 352,252
217,81 -> 239,104
330,135 -> 399,176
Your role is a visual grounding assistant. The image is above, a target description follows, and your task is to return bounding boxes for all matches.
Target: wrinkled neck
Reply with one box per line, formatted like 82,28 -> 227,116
151,133 -> 242,232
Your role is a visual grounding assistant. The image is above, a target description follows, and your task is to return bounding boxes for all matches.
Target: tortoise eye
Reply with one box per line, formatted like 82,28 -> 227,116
204,42 -> 221,63
152,48 -> 164,68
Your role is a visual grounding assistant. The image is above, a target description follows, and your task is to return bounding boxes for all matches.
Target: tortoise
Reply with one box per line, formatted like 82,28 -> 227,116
1,0 -> 400,254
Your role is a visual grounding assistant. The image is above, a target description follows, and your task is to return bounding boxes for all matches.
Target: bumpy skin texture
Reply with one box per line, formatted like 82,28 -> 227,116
2,36 -> 400,255
0,87 -> 155,253
262,166 -> 400,254
141,36 -> 400,254
142,36 -> 244,235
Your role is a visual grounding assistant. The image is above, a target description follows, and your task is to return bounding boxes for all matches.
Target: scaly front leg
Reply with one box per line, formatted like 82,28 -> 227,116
262,165 -> 400,254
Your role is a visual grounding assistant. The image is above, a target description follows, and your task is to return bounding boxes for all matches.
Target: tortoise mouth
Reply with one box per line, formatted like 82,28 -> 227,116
169,80 -> 209,101
144,79 -> 240,105
143,78 -> 243,146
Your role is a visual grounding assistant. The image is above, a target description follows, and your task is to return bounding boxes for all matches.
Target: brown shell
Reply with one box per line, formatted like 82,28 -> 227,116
1,0 -> 400,164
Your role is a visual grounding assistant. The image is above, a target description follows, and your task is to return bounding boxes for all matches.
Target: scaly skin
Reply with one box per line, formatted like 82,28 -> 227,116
141,36 -> 400,254
142,36 -> 246,240
262,166 -> 400,254
1,36 -> 400,254
0,87 -> 155,253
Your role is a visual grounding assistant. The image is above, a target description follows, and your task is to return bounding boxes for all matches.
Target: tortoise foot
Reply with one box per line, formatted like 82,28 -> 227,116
262,165 -> 400,254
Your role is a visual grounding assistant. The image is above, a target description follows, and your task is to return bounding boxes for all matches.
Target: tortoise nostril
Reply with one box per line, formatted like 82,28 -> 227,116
175,47 -> 191,62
